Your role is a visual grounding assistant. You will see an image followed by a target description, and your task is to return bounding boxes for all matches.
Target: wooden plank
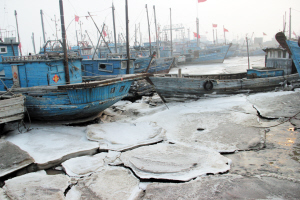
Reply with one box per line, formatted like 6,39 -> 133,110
0,114 -> 24,123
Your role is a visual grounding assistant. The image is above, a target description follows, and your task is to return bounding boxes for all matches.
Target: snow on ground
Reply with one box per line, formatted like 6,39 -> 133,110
140,174 -> 300,200
247,89 -> 300,118
3,170 -> 69,200
105,94 -> 265,152
119,143 -> 231,181
65,166 -> 141,200
4,124 -> 99,169
62,151 -> 122,177
86,121 -> 166,151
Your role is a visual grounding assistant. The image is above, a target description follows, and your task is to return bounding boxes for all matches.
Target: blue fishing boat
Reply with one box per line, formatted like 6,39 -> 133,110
275,32 -> 300,76
148,32 -> 300,100
176,43 -> 232,65
81,58 -> 135,78
0,0 -> 147,123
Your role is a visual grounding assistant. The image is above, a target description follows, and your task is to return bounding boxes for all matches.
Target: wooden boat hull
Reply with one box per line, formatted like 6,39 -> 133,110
150,73 -> 300,100
14,79 -> 134,122
0,95 -> 25,124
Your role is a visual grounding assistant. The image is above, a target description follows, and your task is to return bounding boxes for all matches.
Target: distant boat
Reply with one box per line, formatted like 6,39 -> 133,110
149,33 -> 300,100
176,43 -> 232,65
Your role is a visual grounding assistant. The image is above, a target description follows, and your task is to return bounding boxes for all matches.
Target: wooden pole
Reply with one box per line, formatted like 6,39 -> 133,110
246,37 -> 250,69
146,4 -> 152,55
170,8 -> 173,57
31,33 -> 36,54
40,10 -> 46,44
14,10 -> 22,56
153,5 -> 159,58
59,0 -> 70,84
112,3 -> 118,53
289,8 -> 291,39
125,0 -> 130,74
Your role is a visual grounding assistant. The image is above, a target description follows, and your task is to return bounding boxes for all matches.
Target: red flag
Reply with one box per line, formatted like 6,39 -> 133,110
193,32 -> 200,38
293,31 -> 297,36
103,30 -> 107,37
224,28 -> 229,32
18,42 -> 21,49
198,0 -> 207,2
263,32 -> 267,36
75,15 -> 79,22
212,24 -> 217,28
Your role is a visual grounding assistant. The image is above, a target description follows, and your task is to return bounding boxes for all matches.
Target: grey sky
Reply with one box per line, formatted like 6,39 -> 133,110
1,0 -> 300,54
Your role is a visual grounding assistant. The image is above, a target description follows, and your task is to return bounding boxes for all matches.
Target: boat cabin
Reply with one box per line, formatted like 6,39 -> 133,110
0,37 -> 19,75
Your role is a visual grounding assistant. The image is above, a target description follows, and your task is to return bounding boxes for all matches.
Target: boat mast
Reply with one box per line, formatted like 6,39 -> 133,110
14,10 -> 22,56
146,4 -> 152,55
40,10 -> 46,44
196,17 -> 199,47
125,0 -> 130,74
289,8 -> 291,39
31,33 -> 36,54
153,5 -> 159,58
246,36 -> 250,69
112,2 -> 118,53
223,25 -> 226,44
170,8 -> 173,57
59,0 -> 70,84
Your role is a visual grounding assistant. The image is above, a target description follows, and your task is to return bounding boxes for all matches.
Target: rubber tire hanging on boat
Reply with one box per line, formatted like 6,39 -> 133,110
203,80 -> 214,91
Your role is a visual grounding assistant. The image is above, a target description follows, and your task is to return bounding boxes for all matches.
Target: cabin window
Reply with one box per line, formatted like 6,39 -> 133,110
121,61 -> 133,69
110,87 -> 115,93
0,46 -> 7,54
278,51 -> 281,58
81,49 -> 91,55
119,86 -> 125,92
99,64 -> 106,70
283,51 -> 287,58
98,63 -> 113,72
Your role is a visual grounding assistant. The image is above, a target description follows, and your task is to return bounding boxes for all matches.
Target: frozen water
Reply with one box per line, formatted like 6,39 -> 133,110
120,143 -> 230,181
62,151 -> 122,177
4,170 -> 69,200
5,124 -> 99,169
86,121 -> 166,151
65,166 -> 141,200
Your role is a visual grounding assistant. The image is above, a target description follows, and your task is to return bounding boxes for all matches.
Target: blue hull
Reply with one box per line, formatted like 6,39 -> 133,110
22,80 -> 133,121
134,57 -> 174,74
286,40 -> 300,76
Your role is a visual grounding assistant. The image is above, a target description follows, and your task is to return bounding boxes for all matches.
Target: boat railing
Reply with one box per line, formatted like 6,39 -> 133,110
1,52 -> 81,62
1,54 -> 49,62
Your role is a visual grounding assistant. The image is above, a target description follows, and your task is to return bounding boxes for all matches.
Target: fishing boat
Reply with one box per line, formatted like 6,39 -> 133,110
0,0 -> 147,123
176,43 -> 232,65
149,33 -> 300,101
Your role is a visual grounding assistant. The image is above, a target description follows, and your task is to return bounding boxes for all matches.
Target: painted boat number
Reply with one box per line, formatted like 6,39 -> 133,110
52,74 -> 60,83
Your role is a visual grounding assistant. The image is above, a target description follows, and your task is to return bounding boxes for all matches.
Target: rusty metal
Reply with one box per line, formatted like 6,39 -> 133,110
275,32 -> 292,54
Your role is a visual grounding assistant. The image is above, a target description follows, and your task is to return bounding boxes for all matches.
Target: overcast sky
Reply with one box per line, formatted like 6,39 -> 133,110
1,0 -> 300,54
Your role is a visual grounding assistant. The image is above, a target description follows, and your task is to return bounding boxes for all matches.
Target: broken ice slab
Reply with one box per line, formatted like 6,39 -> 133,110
120,143 -> 231,181
0,188 -> 9,200
5,125 -> 99,169
248,90 -> 300,118
140,174 -> 300,199
0,139 -> 34,177
3,171 -> 69,200
62,151 -> 122,177
66,166 -> 141,200
86,122 -> 166,151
